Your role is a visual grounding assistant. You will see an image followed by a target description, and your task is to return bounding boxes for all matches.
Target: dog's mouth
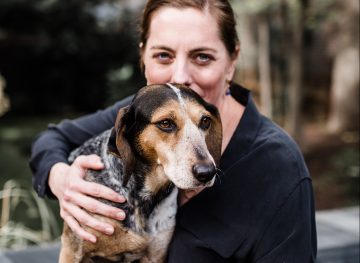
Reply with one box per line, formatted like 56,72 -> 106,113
176,176 -> 215,190
196,176 -> 215,188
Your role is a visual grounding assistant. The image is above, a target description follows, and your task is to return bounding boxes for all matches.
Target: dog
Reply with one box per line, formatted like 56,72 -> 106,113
58,83 -> 222,263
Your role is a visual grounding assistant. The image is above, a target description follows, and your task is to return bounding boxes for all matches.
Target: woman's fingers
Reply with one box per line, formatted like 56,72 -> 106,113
65,190 -> 126,221
51,154 -> 128,242
66,201 -> 116,234
82,180 -> 126,203
70,155 -> 126,203
61,210 -> 97,243
72,154 -> 104,174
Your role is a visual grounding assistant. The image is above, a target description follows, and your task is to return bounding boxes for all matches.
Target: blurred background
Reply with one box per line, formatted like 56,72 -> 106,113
0,0 -> 358,261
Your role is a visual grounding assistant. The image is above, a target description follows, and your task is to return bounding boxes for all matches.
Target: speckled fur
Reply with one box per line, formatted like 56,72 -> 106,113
61,129 -> 177,263
58,84 -> 222,263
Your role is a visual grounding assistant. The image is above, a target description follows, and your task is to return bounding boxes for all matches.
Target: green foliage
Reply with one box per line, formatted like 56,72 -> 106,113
331,147 -> 360,200
105,63 -> 146,105
312,145 -> 360,207
0,0 -> 143,115
232,0 -> 337,27
306,0 -> 337,29
231,0 -> 280,14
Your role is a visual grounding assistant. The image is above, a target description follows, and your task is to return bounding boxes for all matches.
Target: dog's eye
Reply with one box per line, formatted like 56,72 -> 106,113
199,116 -> 211,130
156,119 -> 176,132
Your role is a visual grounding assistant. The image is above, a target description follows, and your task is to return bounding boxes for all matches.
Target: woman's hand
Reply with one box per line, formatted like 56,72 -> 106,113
48,154 -> 126,243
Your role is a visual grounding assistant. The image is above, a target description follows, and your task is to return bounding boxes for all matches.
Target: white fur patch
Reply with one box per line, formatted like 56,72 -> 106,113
166,83 -> 186,108
147,188 -> 178,234
160,84 -> 215,189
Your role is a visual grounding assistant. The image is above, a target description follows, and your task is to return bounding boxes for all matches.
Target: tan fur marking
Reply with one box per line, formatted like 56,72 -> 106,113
185,100 -> 211,127
59,215 -> 148,263
60,84 -> 222,263
136,95 -> 218,190
144,166 -> 172,194
137,100 -> 184,163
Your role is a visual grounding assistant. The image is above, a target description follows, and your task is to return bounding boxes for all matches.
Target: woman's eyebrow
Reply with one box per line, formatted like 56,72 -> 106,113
150,45 -> 174,52
150,46 -> 218,54
190,47 -> 218,54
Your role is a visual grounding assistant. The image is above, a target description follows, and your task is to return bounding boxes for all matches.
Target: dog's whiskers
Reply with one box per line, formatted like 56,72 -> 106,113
216,167 -> 224,176
214,167 -> 224,184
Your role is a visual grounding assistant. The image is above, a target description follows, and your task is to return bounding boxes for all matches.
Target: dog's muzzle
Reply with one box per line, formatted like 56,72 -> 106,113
192,163 -> 217,183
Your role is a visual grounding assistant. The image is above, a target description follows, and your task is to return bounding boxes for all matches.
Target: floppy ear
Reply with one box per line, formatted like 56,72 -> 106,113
108,106 -> 136,186
206,110 -> 222,166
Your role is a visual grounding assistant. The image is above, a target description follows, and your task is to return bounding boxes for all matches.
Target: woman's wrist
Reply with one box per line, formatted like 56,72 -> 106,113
48,162 -> 69,198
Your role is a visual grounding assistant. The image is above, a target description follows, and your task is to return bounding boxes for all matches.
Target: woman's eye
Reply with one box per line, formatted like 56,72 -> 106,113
199,116 -> 211,130
156,119 -> 176,132
153,52 -> 173,64
194,53 -> 213,65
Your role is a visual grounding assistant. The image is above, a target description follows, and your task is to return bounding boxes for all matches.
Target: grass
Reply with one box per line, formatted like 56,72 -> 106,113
0,115 -> 65,250
0,180 -> 61,249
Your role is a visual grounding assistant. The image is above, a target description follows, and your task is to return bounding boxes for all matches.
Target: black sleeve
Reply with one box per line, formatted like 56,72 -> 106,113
29,95 -> 134,199
240,178 -> 317,263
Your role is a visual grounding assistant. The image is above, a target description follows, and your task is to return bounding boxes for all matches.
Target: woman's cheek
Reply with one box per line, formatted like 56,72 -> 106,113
195,67 -> 224,85
146,67 -> 171,85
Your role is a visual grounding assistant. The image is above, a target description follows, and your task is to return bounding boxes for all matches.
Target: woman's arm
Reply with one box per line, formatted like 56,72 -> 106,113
30,95 -> 133,198
29,95 -> 134,242
249,179 -> 317,262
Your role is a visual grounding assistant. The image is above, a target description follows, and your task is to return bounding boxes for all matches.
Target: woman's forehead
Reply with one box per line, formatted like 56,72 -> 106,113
147,7 -> 223,47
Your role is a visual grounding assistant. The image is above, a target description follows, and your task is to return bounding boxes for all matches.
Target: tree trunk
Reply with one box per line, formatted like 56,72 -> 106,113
285,0 -> 306,146
258,15 -> 273,118
327,47 -> 360,132
235,15 -> 258,90
326,0 -> 359,133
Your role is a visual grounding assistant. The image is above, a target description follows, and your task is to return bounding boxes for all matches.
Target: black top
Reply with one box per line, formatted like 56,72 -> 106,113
29,84 -> 317,262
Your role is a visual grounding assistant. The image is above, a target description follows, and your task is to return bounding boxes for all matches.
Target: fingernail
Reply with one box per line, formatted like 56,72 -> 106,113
117,211 -> 126,220
106,227 -> 114,235
118,196 -> 126,203
89,236 -> 96,243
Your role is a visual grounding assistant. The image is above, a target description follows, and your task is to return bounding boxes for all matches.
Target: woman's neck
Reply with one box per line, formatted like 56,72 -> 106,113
217,94 -> 245,153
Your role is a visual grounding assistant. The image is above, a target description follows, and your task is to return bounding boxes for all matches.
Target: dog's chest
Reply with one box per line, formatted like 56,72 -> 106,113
147,187 -> 178,235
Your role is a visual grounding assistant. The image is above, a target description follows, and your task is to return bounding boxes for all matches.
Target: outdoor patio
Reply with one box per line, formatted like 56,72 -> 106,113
0,206 -> 358,263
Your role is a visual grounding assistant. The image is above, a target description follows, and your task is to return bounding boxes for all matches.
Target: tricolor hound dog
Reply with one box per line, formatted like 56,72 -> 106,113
59,83 -> 222,263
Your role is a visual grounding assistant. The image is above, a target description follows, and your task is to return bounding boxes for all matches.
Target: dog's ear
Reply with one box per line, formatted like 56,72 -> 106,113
206,110 -> 222,166
108,128 -> 119,156
108,106 -> 136,186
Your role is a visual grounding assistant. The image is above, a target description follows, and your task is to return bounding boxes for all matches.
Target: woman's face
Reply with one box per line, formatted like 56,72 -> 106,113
142,7 -> 238,106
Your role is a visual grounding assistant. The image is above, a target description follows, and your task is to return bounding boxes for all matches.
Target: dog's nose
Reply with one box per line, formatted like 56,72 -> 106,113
192,163 -> 216,183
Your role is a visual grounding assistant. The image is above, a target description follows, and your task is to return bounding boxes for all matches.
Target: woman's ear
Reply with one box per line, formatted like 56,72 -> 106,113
226,44 -> 240,81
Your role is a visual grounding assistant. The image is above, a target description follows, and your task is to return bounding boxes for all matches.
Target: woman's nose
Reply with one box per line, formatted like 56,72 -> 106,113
170,60 -> 191,86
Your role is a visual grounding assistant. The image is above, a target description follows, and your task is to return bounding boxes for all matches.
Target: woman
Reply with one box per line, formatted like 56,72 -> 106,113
30,0 -> 317,261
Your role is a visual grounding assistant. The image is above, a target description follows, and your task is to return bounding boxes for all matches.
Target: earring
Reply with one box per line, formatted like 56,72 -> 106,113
225,80 -> 232,96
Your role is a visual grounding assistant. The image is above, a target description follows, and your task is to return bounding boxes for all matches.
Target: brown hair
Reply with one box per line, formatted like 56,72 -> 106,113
139,0 -> 239,68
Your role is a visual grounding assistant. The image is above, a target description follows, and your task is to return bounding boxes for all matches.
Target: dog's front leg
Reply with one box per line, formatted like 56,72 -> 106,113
141,228 -> 175,263
59,224 -> 84,263
143,188 -> 178,263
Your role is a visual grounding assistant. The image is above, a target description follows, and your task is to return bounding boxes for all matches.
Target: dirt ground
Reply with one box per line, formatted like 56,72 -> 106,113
303,124 -> 359,210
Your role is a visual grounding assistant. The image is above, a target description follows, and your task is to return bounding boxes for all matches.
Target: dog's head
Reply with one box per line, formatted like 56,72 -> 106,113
108,83 -> 222,190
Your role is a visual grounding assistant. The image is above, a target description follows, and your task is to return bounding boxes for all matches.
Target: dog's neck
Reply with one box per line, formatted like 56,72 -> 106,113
125,161 -> 175,230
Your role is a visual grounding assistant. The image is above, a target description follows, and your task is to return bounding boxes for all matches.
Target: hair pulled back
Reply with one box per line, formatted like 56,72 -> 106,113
139,0 -> 239,67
